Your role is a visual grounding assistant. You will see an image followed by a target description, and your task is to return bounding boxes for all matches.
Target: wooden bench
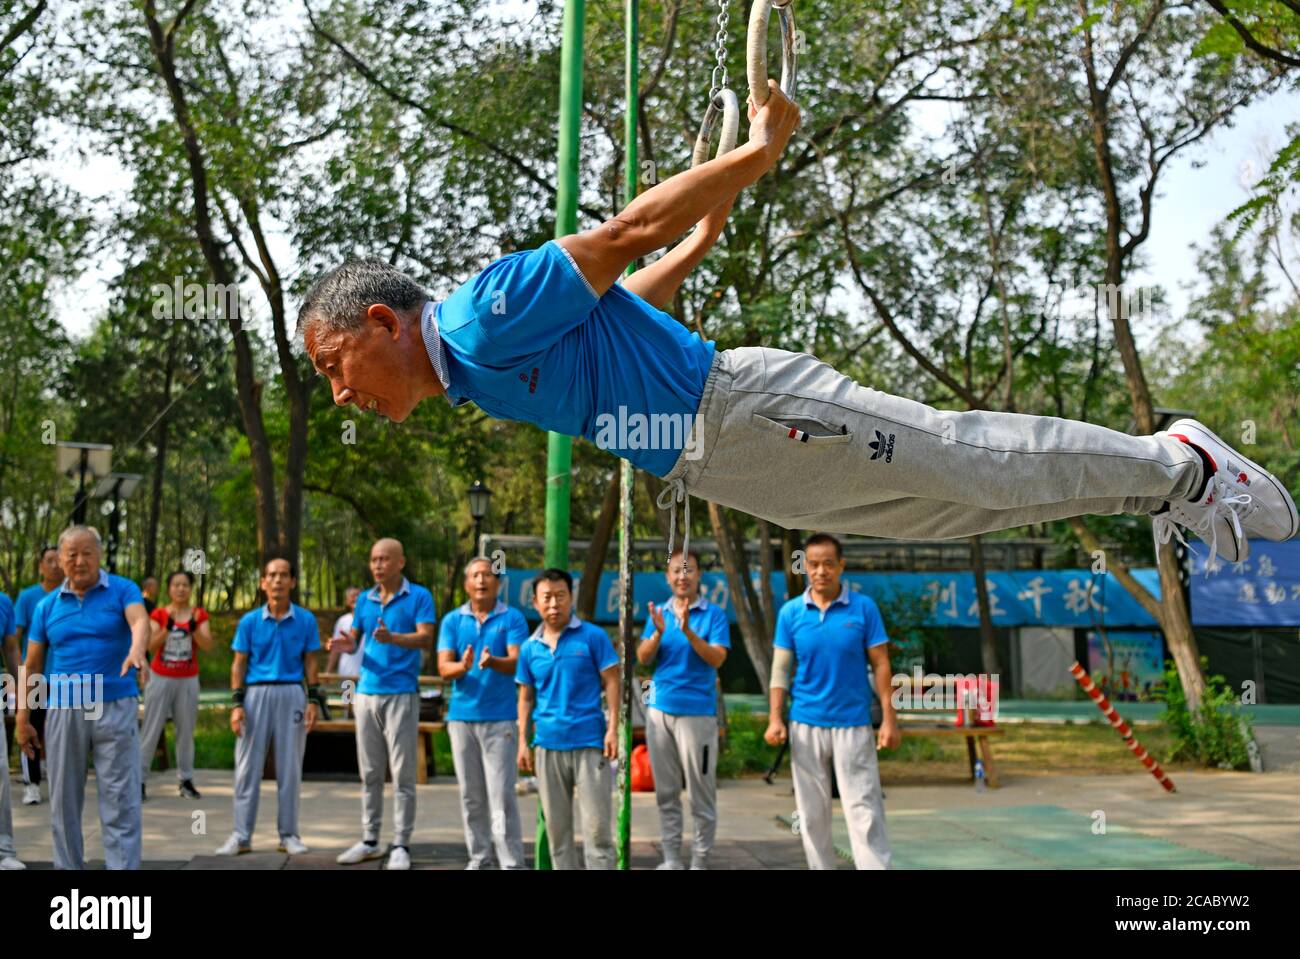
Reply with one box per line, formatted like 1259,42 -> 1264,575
897,717 -> 1005,788
308,719 -> 447,783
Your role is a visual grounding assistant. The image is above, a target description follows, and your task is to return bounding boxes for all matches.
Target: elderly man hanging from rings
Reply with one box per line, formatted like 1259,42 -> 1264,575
298,73 -> 1296,586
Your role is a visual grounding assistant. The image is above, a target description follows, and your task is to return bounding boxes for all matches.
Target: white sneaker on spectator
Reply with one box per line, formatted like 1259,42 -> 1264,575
0,856 -> 26,870
21,784 -> 41,805
214,835 -> 250,856
656,859 -> 686,871
386,847 -> 411,871
337,840 -> 384,865
278,835 -> 309,855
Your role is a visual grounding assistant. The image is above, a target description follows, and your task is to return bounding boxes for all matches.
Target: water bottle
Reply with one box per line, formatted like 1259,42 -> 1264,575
974,758 -> 987,793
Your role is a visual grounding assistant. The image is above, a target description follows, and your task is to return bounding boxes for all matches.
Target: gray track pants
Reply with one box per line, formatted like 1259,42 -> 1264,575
139,673 -> 200,782
645,708 -> 718,865
663,347 -> 1202,539
354,692 -> 418,848
449,719 -> 525,868
790,721 -> 890,870
535,746 -> 615,870
0,728 -> 15,860
46,697 -> 142,870
233,683 -> 307,844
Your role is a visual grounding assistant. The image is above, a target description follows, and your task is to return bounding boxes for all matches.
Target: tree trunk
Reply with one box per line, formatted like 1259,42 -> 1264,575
709,502 -> 771,692
968,535 -> 1001,675
578,471 -> 621,620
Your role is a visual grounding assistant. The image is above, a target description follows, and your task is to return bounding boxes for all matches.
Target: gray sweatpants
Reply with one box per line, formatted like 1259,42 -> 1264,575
354,692 -> 418,848
663,347 -> 1202,539
0,727 -> 15,860
790,721 -> 890,870
645,707 -> 718,865
535,746 -> 615,870
46,697 -> 142,870
139,673 -> 200,782
449,719 -> 525,869
233,683 -> 307,844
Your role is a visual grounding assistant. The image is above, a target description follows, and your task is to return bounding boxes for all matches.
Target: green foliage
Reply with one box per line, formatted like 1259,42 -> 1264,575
1156,658 -> 1255,770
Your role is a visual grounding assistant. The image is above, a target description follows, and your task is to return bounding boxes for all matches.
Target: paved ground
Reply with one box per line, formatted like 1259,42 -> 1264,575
7,765 -> 1299,869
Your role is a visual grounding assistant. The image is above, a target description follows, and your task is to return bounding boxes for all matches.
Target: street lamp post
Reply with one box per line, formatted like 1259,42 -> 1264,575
93,472 -> 143,574
467,481 -> 493,558
56,442 -> 112,526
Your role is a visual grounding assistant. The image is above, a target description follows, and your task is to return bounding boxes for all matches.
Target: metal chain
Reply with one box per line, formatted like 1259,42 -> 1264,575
708,0 -> 730,101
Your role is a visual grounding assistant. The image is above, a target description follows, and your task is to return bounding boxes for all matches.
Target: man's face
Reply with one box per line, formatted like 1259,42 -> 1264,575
346,588 -> 360,612
304,307 -> 423,423
465,561 -> 500,606
59,534 -> 101,591
142,578 -> 159,599
533,579 -> 572,629
39,548 -> 60,583
805,543 -> 845,594
261,559 -> 295,602
666,553 -> 701,600
370,540 -> 405,586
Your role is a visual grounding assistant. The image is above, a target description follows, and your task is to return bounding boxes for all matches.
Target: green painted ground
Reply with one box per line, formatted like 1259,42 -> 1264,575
778,805 -> 1254,869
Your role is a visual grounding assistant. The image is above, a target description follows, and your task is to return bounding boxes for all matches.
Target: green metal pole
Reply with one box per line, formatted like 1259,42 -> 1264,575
536,0 -> 585,871
616,0 -> 639,871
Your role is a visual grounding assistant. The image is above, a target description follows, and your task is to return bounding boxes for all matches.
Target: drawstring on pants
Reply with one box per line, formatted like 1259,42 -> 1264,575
655,478 -> 691,574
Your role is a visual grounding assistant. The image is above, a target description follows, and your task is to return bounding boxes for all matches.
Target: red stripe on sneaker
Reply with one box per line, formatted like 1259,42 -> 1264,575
788,427 -> 797,439
1171,433 -> 1217,473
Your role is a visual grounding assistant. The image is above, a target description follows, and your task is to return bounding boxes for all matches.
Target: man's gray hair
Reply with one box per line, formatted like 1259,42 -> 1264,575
464,555 -> 498,578
58,525 -> 103,552
296,258 -> 429,339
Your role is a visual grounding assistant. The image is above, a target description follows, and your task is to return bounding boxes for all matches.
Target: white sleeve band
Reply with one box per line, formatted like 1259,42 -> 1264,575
770,646 -> 794,690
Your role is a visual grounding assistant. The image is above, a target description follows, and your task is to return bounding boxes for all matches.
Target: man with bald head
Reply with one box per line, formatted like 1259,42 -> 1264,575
331,538 -> 436,870
16,526 -> 151,869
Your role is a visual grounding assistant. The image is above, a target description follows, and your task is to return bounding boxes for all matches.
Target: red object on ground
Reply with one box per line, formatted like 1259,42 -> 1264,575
631,744 -> 654,792
1070,661 -> 1176,793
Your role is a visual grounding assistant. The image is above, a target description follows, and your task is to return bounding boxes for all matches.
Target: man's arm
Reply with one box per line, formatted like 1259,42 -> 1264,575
558,83 -> 799,298
622,194 -> 737,311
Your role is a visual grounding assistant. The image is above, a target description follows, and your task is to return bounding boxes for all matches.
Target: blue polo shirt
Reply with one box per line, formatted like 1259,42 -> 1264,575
428,240 -> 716,477
15,583 -> 55,658
0,593 -> 14,649
641,594 -> 730,716
25,571 -> 144,707
232,603 -> 321,684
516,615 -> 619,751
438,600 -> 528,722
352,579 -> 437,695
774,585 -> 889,728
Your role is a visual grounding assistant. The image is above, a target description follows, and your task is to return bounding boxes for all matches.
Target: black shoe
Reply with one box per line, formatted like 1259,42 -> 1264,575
141,784 -> 148,802
179,779 -> 202,800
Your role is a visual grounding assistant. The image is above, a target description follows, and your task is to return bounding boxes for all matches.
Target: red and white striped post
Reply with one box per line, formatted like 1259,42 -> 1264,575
1069,661 -> 1176,793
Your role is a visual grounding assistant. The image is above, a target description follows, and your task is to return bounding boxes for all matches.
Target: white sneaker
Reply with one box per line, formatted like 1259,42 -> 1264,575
386,846 -> 411,871
1166,419 -> 1298,543
336,840 -> 384,865
656,859 -> 686,871
0,856 -> 26,870
21,784 -> 41,805
1153,425 -> 1252,564
214,835 -> 250,856
689,858 -> 709,871
278,835 -> 309,855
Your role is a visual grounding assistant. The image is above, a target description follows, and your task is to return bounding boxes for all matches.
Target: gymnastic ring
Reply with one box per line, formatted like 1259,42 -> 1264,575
747,0 -> 797,108
691,87 -> 741,168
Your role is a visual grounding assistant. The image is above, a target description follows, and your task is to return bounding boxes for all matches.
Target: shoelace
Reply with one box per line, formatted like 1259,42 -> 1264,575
655,477 -> 692,574
1152,475 -> 1252,574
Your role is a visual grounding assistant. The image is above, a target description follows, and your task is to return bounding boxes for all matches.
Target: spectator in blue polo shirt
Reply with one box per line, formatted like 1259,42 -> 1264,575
0,588 -> 19,870
17,526 -> 151,870
216,556 -> 321,857
13,544 -> 62,806
638,548 -> 730,870
331,538 -> 435,871
766,533 -> 899,870
438,556 -> 528,870
516,568 -> 620,871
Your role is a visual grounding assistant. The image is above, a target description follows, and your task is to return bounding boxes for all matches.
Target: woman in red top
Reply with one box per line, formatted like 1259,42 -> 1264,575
139,570 -> 213,800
